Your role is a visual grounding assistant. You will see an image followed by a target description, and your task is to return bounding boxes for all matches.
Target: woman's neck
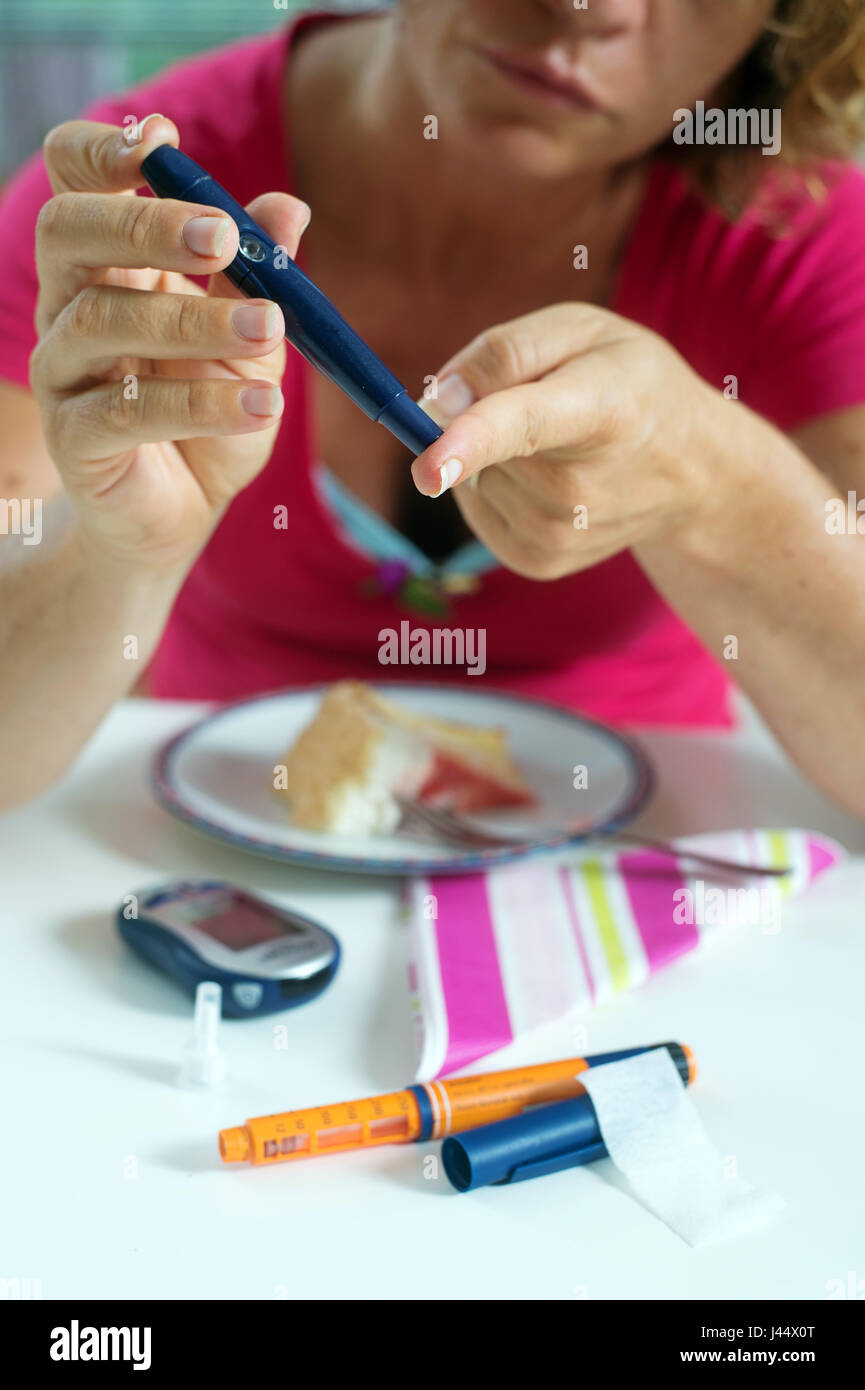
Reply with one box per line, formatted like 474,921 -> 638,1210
287,13 -> 649,292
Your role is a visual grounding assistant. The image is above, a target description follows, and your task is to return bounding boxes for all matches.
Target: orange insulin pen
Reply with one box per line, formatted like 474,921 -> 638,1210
219,1041 -> 695,1166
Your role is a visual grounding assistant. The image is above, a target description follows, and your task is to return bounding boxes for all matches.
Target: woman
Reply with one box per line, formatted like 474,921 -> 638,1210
1,1 -> 865,815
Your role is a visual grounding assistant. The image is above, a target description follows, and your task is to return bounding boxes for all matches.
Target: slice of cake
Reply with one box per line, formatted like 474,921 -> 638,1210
277,681 -> 534,835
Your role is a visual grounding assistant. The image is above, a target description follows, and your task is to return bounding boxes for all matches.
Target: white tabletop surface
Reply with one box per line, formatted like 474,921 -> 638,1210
2,695 -> 864,1301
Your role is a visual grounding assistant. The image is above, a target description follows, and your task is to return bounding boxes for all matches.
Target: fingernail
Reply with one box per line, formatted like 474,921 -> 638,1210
241,386 -> 282,417
298,203 -> 312,233
436,374 -> 475,418
123,112 -> 165,146
432,458 -> 464,497
233,304 -> 280,340
182,216 -> 229,257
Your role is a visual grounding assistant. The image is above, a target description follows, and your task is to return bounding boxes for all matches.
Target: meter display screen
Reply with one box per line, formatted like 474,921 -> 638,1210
160,892 -> 304,952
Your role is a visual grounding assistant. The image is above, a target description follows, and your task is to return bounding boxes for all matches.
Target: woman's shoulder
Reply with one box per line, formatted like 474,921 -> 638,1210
0,19 -> 319,389
89,11 -> 353,193
79,26 -> 297,194
619,159 -> 865,430
627,157 -> 865,298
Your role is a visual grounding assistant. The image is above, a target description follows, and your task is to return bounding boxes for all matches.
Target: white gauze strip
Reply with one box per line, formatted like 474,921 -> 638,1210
580,1049 -> 786,1248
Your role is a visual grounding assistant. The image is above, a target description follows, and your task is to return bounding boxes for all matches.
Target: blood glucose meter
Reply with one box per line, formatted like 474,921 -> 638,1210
117,880 -> 341,1017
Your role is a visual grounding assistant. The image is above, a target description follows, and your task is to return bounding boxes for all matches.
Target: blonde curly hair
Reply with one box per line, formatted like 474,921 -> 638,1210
690,0 -> 865,213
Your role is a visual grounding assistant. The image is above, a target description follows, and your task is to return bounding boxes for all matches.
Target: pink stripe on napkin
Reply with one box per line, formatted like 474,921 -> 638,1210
431,874 -> 512,1075
808,833 -> 844,878
619,850 -> 697,971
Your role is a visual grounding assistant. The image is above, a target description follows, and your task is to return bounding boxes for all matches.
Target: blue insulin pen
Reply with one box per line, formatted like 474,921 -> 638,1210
140,145 -> 443,457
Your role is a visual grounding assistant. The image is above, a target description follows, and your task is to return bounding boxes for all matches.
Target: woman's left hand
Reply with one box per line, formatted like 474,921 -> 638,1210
412,303 -> 726,579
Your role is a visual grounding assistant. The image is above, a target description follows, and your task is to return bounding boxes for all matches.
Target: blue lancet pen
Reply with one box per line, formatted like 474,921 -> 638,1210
140,145 -> 443,457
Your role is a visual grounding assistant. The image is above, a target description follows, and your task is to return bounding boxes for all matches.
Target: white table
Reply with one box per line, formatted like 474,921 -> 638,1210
2,697 -> 864,1301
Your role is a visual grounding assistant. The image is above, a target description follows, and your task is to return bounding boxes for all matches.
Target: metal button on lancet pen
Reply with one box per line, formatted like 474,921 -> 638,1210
238,234 -> 267,262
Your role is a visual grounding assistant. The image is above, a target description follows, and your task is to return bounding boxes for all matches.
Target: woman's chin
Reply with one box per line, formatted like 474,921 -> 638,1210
456,114 -> 613,180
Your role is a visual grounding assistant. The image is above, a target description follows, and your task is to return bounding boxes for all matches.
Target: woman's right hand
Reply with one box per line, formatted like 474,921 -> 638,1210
29,116 -> 309,573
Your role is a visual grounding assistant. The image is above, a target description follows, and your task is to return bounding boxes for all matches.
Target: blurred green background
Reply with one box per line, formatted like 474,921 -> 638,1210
0,1 -> 362,180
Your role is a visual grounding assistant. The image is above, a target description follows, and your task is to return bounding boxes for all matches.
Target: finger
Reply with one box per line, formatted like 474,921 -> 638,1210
429,304 -> 625,418
447,467 -> 566,582
42,115 -> 179,195
454,463 -> 624,580
50,376 -> 284,462
35,190 -> 241,332
452,486 -> 553,580
411,369 -> 604,497
454,475 -> 601,581
208,191 -> 311,303
34,285 -> 285,392
458,449 -> 570,521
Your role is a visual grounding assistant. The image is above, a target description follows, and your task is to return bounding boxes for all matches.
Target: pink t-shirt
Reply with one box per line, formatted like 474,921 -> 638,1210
2,11 -> 865,727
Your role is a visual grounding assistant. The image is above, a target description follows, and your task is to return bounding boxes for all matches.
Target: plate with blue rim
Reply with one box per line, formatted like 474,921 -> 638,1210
152,683 -> 655,875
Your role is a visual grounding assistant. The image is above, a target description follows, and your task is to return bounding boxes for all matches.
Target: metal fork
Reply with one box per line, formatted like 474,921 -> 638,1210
396,796 -> 791,879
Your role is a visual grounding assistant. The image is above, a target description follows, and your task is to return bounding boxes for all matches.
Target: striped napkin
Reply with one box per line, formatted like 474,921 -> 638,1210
405,829 -> 844,1080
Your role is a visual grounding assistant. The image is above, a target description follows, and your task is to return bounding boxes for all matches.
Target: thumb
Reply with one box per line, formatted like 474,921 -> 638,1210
42,114 -> 179,195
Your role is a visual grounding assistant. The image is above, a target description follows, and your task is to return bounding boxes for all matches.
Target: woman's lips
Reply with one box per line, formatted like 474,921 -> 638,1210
479,47 -> 606,113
